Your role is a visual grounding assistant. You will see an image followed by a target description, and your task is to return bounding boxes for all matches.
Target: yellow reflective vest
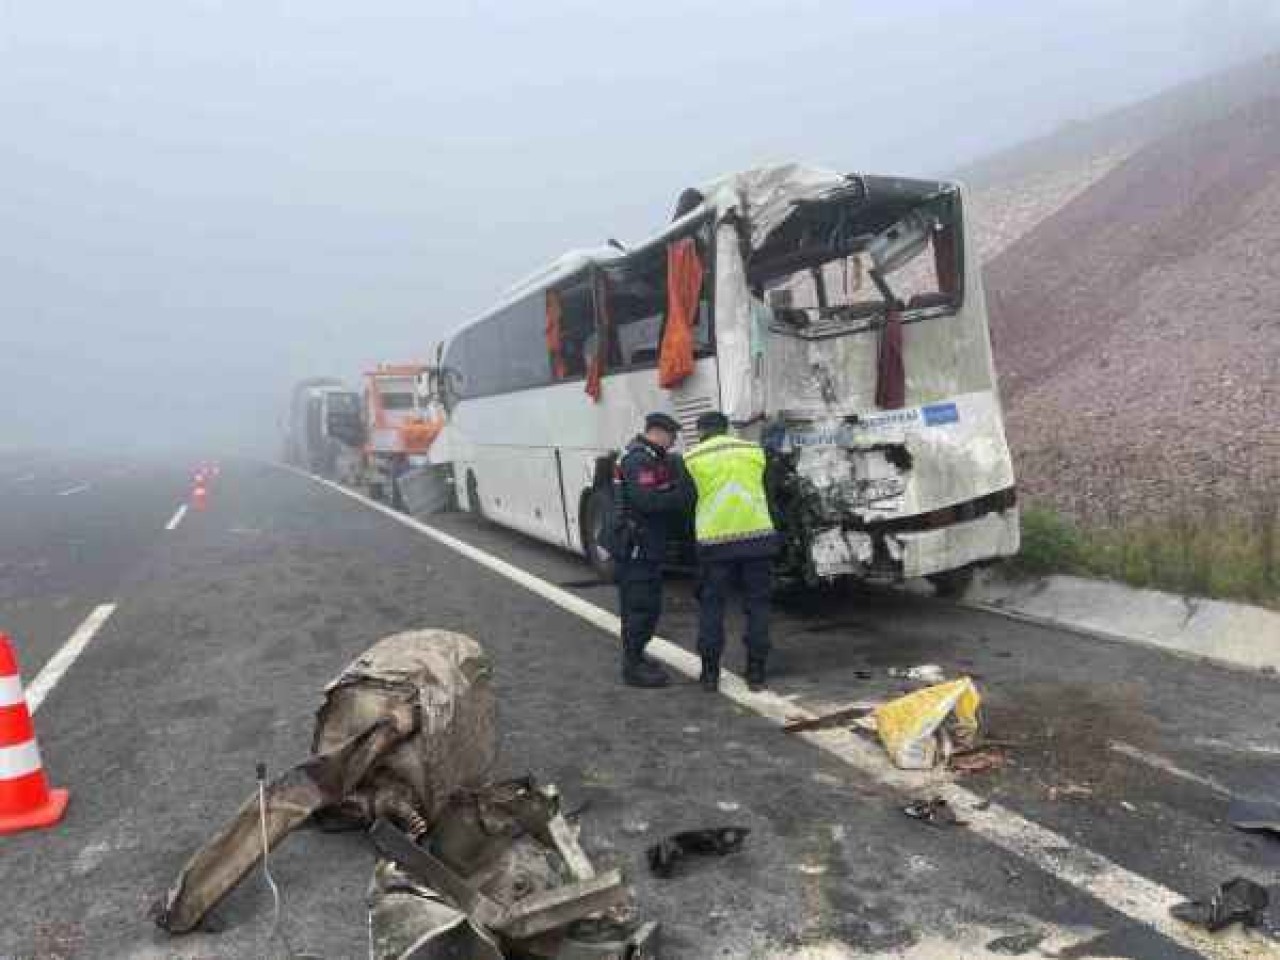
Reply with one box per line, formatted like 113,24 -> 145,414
684,434 -> 778,558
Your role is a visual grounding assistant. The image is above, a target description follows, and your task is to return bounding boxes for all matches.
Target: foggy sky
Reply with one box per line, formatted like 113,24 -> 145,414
3,1 -> 1279,454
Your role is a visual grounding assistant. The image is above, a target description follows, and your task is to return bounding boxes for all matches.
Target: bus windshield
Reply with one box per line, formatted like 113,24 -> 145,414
750,187 -> 963,341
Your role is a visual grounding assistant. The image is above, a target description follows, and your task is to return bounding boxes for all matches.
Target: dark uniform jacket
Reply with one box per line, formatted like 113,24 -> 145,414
612,436 -> 693,564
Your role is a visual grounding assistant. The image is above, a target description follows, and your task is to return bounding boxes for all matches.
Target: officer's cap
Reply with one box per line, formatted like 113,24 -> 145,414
695,411 -> 730,437
644,412 -> 681,435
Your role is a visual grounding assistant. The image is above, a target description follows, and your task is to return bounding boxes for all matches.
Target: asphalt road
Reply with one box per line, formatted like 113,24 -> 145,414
1,454 -> 1278,960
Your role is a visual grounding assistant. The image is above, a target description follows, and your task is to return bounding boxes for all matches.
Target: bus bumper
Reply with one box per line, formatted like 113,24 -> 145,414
888,508 -> 1020,579
806,508 -> 1020,582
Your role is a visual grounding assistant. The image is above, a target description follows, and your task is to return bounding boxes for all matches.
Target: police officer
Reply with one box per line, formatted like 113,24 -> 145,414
612,412 -> 692,688
684,411 -> 779,691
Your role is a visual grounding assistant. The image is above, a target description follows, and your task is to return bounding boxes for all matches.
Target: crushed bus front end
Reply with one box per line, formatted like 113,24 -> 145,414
699,165 -> 1020,588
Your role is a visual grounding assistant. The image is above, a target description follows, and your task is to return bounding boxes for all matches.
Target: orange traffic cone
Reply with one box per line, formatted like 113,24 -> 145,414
0,633 -> 69,835
192,483 -> 208,511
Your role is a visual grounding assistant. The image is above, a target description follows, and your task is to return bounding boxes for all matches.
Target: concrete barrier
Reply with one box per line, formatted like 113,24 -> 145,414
967,572 -> 1280,673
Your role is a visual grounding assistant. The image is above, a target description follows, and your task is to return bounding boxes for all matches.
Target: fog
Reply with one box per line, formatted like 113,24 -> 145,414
3,1 -> 1279,455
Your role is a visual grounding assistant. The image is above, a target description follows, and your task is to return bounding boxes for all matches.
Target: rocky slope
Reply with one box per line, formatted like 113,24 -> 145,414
968,55 -> 1280,520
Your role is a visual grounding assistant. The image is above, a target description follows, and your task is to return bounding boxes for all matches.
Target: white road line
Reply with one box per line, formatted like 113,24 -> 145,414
295,468 -> 1274,960
165,504 -> 189,531
26,603 -> 117,714
57,483 -> 91,497
1110,740 -> 1234,797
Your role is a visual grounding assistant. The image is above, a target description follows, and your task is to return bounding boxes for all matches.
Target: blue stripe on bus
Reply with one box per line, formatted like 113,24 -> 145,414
922,402 -> 959,426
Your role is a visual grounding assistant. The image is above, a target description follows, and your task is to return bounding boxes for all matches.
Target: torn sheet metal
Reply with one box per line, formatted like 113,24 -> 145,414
555,919 -> 661,960
157,630 -> 497,935
698,163 -> 849,249
369,859 -> 505,960
371,818 -> 626,943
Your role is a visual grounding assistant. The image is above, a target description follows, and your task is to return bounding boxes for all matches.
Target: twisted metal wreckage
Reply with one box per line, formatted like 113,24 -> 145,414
155,629 -> 658,959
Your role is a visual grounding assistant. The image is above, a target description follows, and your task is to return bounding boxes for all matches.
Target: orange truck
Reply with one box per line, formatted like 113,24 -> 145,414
359,363 -> 444,505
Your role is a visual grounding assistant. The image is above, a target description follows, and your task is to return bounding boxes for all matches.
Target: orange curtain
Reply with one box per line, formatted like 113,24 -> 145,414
545,290 -> 567,379
585,356 -> 602,401
585,271 -> 609,401
875,309 -> 905,410
659,238 -> 702,388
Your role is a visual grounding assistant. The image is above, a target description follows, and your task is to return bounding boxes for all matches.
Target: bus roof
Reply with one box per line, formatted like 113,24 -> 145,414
439,163 -> 958,346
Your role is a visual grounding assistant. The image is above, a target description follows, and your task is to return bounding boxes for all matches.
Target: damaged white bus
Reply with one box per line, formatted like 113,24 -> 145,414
430,164 -> 1019,593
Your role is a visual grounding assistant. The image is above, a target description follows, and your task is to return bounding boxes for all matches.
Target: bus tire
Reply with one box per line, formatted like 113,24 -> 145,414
928,565 -> 974,599
582,488 -> 616,583
465,470 -> 484,520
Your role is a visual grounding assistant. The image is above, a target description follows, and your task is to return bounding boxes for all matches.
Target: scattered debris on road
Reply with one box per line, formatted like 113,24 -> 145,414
1229,795 -> 1280,837
874,677 -> 982,769
1047,782 -> 1094,801
156,629 -> 498,934
949,745 -> 1009,776
370,809 -> 637,956
157,630 -> 666,957
985,930 -> 1046,954
901,796 -> 963,827
1170,877 -> 1269,932
646,827 -> 750,878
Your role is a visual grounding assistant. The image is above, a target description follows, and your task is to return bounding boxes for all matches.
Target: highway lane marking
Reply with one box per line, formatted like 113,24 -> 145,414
57,483 -> 91,497
1109,740 -> 1234,797
165,504 -> 189,531
295,467 -> 1272,959
26,603 -> 117,714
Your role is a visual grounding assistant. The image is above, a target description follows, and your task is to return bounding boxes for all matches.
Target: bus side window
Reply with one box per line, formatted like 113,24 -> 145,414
607,260 -> 664,370
553,280 -> 595,380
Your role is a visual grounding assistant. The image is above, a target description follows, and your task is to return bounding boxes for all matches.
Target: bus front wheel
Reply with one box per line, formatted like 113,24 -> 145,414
582,488 -> 616,583
928,565 -> 974,599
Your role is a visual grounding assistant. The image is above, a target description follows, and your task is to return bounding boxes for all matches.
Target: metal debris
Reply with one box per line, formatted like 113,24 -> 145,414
555,918 -> 660,960
783,703 -> 876,734
986,930 -> 1046,955
646,827 -> 750,878
949,746 -> 1009,775
1170,878 -> 1269,932
156,629 -> 498,934
1229,795 -> 1280,836
901,796 -> 962,827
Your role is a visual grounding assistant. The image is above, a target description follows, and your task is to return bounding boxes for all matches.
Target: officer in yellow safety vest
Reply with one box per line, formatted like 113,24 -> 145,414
683,411 -> 780,691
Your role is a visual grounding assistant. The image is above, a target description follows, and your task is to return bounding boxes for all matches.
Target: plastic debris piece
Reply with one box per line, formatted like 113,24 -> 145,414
647,827 -> 750,878
874,678 -> 981,769
887,664 -> 946,684
1170,878 -> 1268,932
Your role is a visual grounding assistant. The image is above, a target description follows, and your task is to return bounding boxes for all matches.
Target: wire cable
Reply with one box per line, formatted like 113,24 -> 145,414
257,762 -> 299,960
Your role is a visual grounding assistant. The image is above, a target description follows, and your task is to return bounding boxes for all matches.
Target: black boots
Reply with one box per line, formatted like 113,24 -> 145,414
622,652 -> 670,688
746,658 -> 767,691
699,656 -> 720,692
